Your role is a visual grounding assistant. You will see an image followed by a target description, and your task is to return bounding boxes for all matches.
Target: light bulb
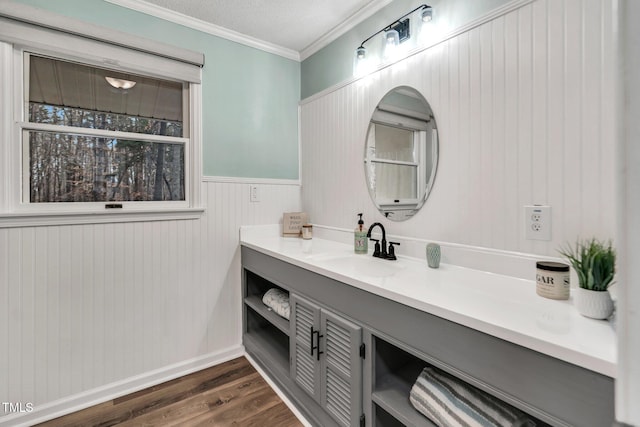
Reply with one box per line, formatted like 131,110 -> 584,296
385,29 -> 400,47
384,29 -> 400,60
354,46 -> 372,77
421,7 -> 433,22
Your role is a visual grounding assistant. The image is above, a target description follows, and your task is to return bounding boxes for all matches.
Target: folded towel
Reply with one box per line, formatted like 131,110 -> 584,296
409,367 -> 536,427
262,288 -> 290,320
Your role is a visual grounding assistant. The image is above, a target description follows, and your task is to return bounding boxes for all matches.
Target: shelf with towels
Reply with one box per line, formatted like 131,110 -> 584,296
243,267 -> 291,385
244,294 -> 289,335
372,335 -> 438,427
373,368 -> 434,426
371,334 -> 549,427
373,385 -> 435,427
243,268 -> 290,334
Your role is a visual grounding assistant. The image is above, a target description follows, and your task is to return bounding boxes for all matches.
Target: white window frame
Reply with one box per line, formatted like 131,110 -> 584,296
365,120 -> 425,208
0,17 -> 203,228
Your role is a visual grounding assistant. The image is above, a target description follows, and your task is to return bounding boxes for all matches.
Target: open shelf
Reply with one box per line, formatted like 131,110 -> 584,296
373,366 -> 437,427
244,294 -> 289,335
372,335 -> 549,427
373,336 -> 435,427
244,268 -> 291,335
245,306 -> 290,374
375,403 -> 424,427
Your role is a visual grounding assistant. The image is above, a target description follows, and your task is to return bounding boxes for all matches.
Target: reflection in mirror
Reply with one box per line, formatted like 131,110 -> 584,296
364,86 -> 438,221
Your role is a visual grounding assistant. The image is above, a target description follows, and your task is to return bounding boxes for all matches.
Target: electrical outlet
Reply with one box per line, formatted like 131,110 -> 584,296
250,185 -> 260,202
525,205 -> 551,241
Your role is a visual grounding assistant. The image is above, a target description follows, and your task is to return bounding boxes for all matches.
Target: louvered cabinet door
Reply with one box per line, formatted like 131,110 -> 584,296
290,293 -> 322,402
320,310 -> 363,427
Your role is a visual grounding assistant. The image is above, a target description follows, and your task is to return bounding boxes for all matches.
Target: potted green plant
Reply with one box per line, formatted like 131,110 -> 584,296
558,238 -> 616,319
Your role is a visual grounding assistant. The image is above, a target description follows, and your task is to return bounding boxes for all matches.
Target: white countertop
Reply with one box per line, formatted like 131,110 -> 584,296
240,226 -> 617,378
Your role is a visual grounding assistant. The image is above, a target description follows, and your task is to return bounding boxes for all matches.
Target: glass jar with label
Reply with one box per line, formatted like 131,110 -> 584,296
302,224 -> 313,240
536,261 -> 570,300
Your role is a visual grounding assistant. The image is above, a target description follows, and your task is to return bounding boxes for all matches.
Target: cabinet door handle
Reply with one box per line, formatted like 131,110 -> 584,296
315,331 -> 324,361
310,327 -> 324,360
310,326 -> 315,356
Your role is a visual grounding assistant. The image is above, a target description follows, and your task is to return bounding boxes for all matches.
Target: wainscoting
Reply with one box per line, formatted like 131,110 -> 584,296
300,0 -> 616,257
0,180 -> 301,425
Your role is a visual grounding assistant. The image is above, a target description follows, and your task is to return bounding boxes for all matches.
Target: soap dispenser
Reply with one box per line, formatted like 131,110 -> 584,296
354,213 -> 368,254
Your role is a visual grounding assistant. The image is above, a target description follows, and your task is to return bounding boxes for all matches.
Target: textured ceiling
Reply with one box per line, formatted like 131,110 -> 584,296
139,0 -> 383,53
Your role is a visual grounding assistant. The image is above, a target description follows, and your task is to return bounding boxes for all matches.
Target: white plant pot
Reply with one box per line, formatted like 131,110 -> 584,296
574,287 -> 614,320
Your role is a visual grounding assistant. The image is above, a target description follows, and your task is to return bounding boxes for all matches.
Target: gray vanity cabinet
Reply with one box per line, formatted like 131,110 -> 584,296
290,293 -> 363,427
241,246 -> 614,427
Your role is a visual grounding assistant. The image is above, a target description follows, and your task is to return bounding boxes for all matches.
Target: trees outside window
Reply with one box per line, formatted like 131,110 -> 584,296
25,54 -> 188,204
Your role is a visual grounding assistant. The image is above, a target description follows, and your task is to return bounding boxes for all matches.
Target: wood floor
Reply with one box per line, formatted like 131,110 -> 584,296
37,357 -> 303,427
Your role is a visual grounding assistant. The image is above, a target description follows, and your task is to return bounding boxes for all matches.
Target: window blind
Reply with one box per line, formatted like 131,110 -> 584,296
0,2 -> 203,83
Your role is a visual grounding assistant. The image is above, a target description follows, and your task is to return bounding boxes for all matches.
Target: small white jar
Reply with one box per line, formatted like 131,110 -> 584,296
536,261 -> 570,300
302,224 -> 313,240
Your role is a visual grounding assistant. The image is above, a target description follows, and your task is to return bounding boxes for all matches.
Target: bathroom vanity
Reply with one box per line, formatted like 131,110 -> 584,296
240,226 -> 616,427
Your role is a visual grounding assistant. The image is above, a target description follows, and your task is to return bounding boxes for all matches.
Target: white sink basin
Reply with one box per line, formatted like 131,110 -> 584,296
310,253 -> 404,278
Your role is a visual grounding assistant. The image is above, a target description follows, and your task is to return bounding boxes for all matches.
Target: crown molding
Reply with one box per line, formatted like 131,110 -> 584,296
105,0 -> 300,61
300,0 -> 393,61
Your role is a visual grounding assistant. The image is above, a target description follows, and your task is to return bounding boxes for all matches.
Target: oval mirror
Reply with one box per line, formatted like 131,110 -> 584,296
364,86 -> 438,221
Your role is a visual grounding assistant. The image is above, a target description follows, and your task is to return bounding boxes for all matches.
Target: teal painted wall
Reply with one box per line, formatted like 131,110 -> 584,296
13,0 -> 300,179
301,0 -> 511,99
11,0 -> 516,176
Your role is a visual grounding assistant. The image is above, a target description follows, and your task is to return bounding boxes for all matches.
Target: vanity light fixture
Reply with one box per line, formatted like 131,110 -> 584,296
105,76 -> 137,90
354,4 -> 432,68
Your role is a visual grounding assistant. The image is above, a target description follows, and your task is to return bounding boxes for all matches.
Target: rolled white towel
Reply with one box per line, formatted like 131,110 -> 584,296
409,367 -> 536,427
262,288 -> 290,320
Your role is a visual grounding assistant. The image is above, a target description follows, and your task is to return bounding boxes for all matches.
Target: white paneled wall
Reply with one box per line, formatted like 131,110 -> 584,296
300,0 -> 616,257
0,181 -> 301,423
618,3 -> 640,424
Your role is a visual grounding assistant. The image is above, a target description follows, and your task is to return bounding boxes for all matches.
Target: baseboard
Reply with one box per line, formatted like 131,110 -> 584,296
0,346 -> 245,427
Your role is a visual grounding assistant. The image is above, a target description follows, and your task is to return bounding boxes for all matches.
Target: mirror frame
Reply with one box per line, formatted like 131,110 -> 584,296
364,86 -> 438,221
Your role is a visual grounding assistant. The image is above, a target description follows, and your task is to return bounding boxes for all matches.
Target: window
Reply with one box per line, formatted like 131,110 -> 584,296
365,113 -> 431,207
0,10 -> 203,226
26,55 -> 187,204
368,122 -> 422,202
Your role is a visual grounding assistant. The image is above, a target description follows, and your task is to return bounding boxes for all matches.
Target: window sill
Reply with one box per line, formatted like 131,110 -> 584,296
0,207 -> 205,228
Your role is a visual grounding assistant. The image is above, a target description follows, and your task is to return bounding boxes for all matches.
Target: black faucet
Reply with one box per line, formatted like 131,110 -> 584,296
366,223 -> 400,260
